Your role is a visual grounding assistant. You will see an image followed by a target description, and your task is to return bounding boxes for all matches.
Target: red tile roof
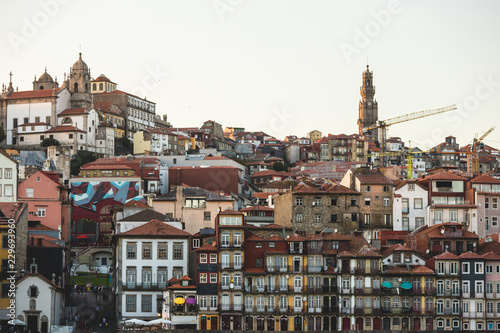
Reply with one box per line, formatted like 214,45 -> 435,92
59,108 -> 87,115
94,101 -> 113,111
123,200 -> 150,208
381,244 -> 413,257
239,205 -> 274,212
167,282 -> 196,290
219,208 -> 242,215
412,265 -> 434,275
195,243 -> 217,252
424,171 -> 468,181
482,251 -> 500,260
168,277 -> 180,283
384,265 -> 411,274
118,219 -> 191,237
356,169 -> 394,185
287,234 -> 305,242
267,235 -> 285,241
458,251 -> 484,259
246,234 -> 264,241
45,125 -> 85,133
322,233 -> 351,241
81,164 -> 134,170
180,275 -> 192,281
470,174 -> 500,184
7,89 -> 56,99
433,251 -> 460,260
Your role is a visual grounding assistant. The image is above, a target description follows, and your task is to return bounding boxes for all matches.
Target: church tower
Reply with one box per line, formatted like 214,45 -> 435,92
69,53 -> 91,108
357,65 -> 378,141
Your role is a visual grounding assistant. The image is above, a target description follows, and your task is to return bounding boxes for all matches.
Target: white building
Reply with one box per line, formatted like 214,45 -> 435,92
57,107 -> 99,148
95,126 -> 115,157
393,180 -> 428,231
15,273 -> 64,333
0,151 -> 18,202
114,219 -> 190,321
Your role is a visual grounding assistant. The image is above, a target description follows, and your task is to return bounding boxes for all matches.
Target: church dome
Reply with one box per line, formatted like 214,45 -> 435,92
38,68 -> 54,82
93,74 -> 111,82
72,52 -> 88,72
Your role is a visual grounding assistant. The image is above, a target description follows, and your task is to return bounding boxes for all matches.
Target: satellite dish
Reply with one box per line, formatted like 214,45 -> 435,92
473,242 -> 477,247
303,296 -> 307,301
334,267 -> 338,272
426,249 -> 430,254
229,283 -> 234,289
440,228 -> 445,234
334,229 -> 338,233
286,275 -> 289,279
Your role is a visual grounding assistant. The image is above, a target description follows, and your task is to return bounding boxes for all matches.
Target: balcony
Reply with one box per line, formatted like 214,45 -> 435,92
486,311 -> 496,318
425,287 -> 435,294
341,307 -> 351,314
412,308 -> 423,314
372,308 -> 382,315
307,287 -> 322,293
279,265 -> 289,273
292,265 -> 303,273
355,307 -> 363,315
307,265 -> 322,273
293,286 -> 304,293
218,262 -> 243,270
293,307 -> 303,313
122,282 -> 164,291
355,268 -> 365,275
220,241 -> 242,249
371,267 -> 380,274
289,248 -> 303,254
402,307 -> 413,314
372,287 -> 381,295
341,267 -> 350,274
279,307 -> 288,313
322,285 -> 338,293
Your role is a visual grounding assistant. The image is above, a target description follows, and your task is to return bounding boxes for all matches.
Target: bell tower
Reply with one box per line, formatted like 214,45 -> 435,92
357,65 -> 378,141
69,53 -> 91,108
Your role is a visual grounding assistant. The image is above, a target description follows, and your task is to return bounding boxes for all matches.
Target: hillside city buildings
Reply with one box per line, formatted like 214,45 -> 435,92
2,59 -> 500,332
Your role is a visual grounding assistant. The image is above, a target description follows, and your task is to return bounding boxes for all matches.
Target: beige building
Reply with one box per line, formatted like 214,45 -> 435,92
307,130 -> 322,142
0,151 -> 18,202
133,129 -> 178,156
151,186 -> 234,234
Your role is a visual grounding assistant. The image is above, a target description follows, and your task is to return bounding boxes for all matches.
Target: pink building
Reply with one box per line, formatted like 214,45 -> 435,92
18,171 -> 72,241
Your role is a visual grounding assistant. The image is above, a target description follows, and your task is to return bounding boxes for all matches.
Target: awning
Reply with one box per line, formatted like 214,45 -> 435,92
174,297 -> 185,305
401,281 -> 412,290
382,281 -> 393,288
185,297 -> 196,305
171,317 -> 197,325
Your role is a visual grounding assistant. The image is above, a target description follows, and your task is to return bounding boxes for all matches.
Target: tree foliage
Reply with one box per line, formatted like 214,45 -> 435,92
70,150 -> 102,176
272,161 -> 287,172
0,126 -> 6,144
41,137 -> 60,147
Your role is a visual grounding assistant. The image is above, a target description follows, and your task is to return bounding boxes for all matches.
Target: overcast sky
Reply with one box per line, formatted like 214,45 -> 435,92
2,0 -> 500,150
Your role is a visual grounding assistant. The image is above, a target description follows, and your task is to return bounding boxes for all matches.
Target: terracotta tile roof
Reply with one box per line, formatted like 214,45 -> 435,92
287,234 -> 305,242
219,208 -> 242,215
29,224 -> 56,231
381,244 -> 413,257
7,89 -> 56,99
154,186 -> 233,202
424,171 -> 468,181
323,265 -> 338,274
481,251 -> 500,260
433,251 -> 460,260
59,108 -> 87,115
167,282 -> 196,290
343,233 -> 370,252
458,251 -> 484,259
0,203 -> 27,221
261,223 -> 289,230
98,89 -> 154,102
29,237 -> 63,248
118,219 -> 191,237
357,246 -> 382,257
94,101 -> 113,111
245,267 -> 265,274
45,125 -> 85,133
355,169 -> 393,185
338,250 -> 356,257
246,234 -> 264,241
305,234 -> 323,241
195,243 -> 217,252
168,277 -> 180,283
119,209 -> 171,222
322,233 -> 351,241
180,275 -> 192,281
470,174 -> 500,184
251,170 -> 293,178
267,235 -> 285,241
412,265 -> 434,275
92,74 -> 113,83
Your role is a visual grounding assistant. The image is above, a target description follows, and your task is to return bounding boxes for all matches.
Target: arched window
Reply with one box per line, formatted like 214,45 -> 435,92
99,83 -> 103,90
85,83 -> 88,92
74,83 -> 78,92
63,118 -> 73,125
92,83 -> 96,91
40,86 -> 44,90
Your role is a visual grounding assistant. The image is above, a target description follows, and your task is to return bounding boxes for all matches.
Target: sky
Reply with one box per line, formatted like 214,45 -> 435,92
2,0 -> 500,151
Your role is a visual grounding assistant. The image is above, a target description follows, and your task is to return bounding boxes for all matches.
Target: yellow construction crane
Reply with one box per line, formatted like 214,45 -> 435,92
467,126 -> 495,173
363,104 -> 457,167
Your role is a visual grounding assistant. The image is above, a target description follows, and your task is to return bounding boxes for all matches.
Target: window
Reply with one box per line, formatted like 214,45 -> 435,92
13,118 -> 18,128
437,300 -> 444,314
127,243 -> 137,259
199,296 -> 207,309
173,243 -> 183,259
203,211 -> 211,221
384,214 -> 391,226
414,198 -> 423,209
493,198 -> 498,209
200,273 -> 207,283
364,214 -> 370,225
210,273 -> 217,283
364,197 -> 371,206
210,253 -> 217,263
415,217 -> 425,227
69,134 -> 73,139
294,197 -> 303,206
475,262 -> 484,274
364,185 -> 371,192
210,296 -> 217,308
477,302 -> 483,313
234,233 -> 242,246
200,254 -> 207,263
157,243 -> 167,259
383,197 -> 390,206
26,188 -> 34,198
141,295 -> 152,312
295,213 -> 303,223
332,241 -> 339,250
486,265 -> 493,274
314,214 -> 322,223
383,185 -> 390,192
172,268 -> 183,279
462,262 -> 470,274
142,243 -> 152,259
476,281 -> 484,294
37,208 -> 46,217
126,295 -> 136,312
331,198 -> 337,206
24,117 -> 28,124
493,217 -> 498,227
313,197 -> 321,206
5,169 -> 12,179
463,281 -> 470,294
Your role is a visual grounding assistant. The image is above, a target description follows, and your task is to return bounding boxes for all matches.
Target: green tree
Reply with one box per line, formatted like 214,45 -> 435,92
0,126 -> 6,144
272,161 -> 287,172
70,150 -> 103,176
116,137 -> 133,155
41,137 -> 60,147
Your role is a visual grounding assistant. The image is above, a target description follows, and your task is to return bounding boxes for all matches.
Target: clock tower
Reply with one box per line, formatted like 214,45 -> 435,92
357,65 -> 378,141
69,53 -> 91,109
